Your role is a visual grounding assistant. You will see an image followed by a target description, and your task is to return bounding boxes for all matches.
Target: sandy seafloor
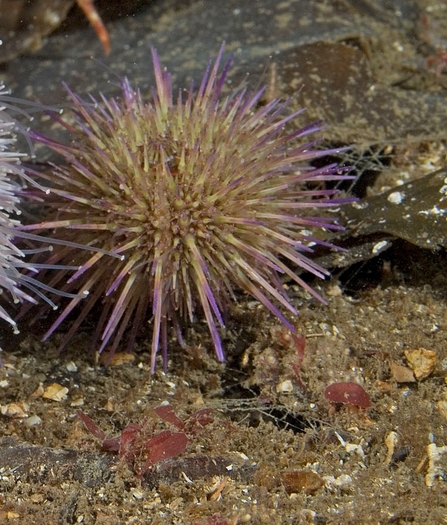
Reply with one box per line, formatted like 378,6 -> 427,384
0,1 -> 447,523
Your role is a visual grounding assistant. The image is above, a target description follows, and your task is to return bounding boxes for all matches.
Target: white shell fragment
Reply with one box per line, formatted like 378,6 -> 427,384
404,348 -> 436,380
426,442 -> 447,488
0,401 -> 29,418
42,383 -> 69,401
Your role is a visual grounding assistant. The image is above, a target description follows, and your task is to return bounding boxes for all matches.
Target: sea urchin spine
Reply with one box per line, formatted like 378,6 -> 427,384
24,45 -> 352,371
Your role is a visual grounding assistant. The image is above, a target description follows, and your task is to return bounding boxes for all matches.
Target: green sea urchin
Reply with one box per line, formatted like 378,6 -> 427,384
24,45 -> 352,371
0,87 -> 35,334
0,86 -> 118,348
0,86 -> 86,338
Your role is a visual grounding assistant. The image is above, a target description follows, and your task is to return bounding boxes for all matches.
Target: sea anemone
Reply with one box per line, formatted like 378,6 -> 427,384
23,45 -> 352,371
